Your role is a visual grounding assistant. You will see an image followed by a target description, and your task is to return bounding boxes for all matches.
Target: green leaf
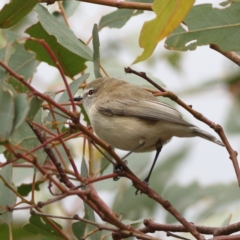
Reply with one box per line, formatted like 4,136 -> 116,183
92,24 -> 101,78
80,105 -> 90,125
0,0 -> 38,28
99,0 -> 153,30
100,154 -> 111,175
17,180 -> 43,197
72,221 -> 86,240
134,0 -> 194,63
165,2 -> 240,51
0,30 -> 19,83
0,29 -> 7,49
99,9 -> 142,30
23,215 -> 63,239
4,121 -> 47,166
81,156 -> 88,178
25,22 -> 87,78
13,94 -> 30,130
53,1 -> 80,19
0,34 -> 38,91
0,165 -> 17,225
27,96 -> 43,122
80,157 -> 101,239
0,87 -> 14,142
34,4 -> 92,61
8,42 -> 38,81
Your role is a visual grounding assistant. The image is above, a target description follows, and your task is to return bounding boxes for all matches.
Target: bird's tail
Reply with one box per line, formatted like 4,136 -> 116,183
191,127 -> 225,147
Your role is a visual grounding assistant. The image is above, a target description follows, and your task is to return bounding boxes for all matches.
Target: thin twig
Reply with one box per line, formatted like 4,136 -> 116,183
58,1 -> 70,27
125,66 -> 240,187
139,219 -> 240,236
40,0 -> 153,11
210,44 -> 240,66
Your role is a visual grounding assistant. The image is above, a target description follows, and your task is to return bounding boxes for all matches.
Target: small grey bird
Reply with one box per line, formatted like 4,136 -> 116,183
75,77 -> 224,183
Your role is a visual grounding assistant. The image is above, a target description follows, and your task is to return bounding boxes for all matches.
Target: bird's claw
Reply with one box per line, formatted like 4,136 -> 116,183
135,179 -> 149,195
113,160 -> 128,181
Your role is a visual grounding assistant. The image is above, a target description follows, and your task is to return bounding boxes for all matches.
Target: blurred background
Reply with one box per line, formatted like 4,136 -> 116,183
1,0 -> 240,239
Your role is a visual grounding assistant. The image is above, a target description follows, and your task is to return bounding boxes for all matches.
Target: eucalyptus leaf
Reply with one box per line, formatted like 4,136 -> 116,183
23,215 -> 63,239
92,24 -> 101,78
165,2 -> 240,51
13,94 -> 30,130
0,0 -> 38,28
25,22 -> 87,78
0,165 -> 17,225
34,4 -> 92,61
72,221 -> 86,240
0,87 -> 14,142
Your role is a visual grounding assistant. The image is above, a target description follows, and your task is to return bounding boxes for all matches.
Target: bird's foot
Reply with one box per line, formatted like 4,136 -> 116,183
113,160 -> 128,181
135,179 -> 149,195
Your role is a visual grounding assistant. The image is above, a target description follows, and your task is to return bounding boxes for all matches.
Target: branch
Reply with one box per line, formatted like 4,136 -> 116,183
210,44 -> 240,67
139,219 -> 240,236
31,211 -> 159,240
0,60 -> 76,120
40,0 -> 153,11
125,67 -> 240,187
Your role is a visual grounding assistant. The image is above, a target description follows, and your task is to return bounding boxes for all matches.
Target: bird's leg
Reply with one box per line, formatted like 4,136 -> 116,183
122,138 -> 146,160
113,138 -> 146,181
136,140 -> 162,195
143,147 -> 162,184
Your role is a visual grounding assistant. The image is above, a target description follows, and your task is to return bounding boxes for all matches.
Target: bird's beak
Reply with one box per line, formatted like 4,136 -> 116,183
73,96 -> 83,102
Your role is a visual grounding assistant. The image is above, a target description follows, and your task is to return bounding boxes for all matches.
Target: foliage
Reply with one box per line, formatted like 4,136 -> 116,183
0,0 -> 240,240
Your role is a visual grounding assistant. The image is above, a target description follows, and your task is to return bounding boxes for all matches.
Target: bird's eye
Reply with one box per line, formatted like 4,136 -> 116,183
88,89 -> 94,96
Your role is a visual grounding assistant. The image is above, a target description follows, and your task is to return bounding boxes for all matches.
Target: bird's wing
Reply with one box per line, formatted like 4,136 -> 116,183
96,98 -> 193,126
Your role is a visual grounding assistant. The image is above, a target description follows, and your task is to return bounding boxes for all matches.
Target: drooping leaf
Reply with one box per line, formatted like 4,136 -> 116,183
0,30 -> 38,91
27,96 -> 43,122
72,221 -> 87,240
165,2 -> 240,51
4,120 -> 46,166
13,94 -> 30,130
25,22 -> 87,78
7,42 -> 38,82
0,30 -> 19,83
92,24 -> 101,78
34,4 -> 92,61
0,29 -> 6,49
0,165 -> 17,225
81,156 -> 88,178
0,87 -> 14,142
134,0 -> 194,63
0,0 -> 38,28
99,9 -> 143,30
100,153 -> 112,175
99,0 -> 153,30
80,157 -> 101,239
23,215 -> 63,239
80,105 -> 90,125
